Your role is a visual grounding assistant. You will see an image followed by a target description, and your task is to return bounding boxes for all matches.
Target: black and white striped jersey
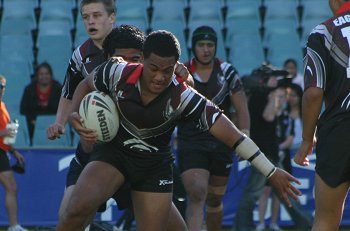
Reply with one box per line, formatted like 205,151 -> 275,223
305,3 -> 350,127
62,38 -> 105,100
92,58 -> 223,155
177,58 -> 242,140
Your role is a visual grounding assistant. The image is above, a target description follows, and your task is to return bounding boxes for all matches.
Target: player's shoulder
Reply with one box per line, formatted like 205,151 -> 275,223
72,38 -> 94,59
216,59 -> 238,78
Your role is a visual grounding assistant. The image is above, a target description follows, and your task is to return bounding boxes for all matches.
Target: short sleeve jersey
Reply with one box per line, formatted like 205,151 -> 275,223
177,58 -> 242,140
0,102 -> 11,152
92,58 -> 223,156
304,2 -> 350,128
61,38 -> 105,100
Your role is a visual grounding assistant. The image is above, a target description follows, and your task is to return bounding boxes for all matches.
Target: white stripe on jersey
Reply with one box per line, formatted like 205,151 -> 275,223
306,47 -> 326,90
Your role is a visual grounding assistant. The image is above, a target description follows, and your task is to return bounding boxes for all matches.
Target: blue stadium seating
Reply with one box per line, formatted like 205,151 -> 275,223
32,115 -> 71,147
39,1 -> 75,28
228,33 -> 265,76
115,0 -> 150,33
1,1 -> 37,34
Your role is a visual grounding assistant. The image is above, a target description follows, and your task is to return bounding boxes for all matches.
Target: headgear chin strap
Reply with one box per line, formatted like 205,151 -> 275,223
191,26 -> 217,62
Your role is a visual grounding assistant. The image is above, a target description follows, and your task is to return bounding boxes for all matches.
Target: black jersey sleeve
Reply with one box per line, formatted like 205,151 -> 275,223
221,62 -> 243,94
304,25 -> 330,90
180,87 -> 223,131
93,57 -> 127,94
61,48 -> 85,100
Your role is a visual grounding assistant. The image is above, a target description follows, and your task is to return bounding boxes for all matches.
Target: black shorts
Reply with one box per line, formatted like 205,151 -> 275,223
66,157 -> 84,187
66,142 -> 91,187
66,154 -> 133,210
0,149 -> 11,172
91,142 -> 174,193
316,119 -> 350,187
177,139 -> 233,176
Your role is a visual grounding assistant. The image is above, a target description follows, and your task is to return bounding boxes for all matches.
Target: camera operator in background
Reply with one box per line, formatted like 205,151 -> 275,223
235,65 -> 313,231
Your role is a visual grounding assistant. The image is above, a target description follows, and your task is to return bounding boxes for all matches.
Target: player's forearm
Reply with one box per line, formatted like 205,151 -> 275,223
302,87 -> 323,142
55,97 -> 72,125
210,115 -> 275,177
232,91 -> 250,133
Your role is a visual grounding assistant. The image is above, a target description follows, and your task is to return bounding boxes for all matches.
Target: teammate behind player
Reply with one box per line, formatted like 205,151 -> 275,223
177,25 -> 250,231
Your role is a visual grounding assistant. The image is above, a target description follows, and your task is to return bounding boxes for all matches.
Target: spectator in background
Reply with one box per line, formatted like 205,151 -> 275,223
283,59 -> 304,89
234,72 -> 313,231
177,25 -> 250,231
0,75 -> 28,231
286,83 -> 303,150
256,86 -> 290,231
20,62 -> 61,146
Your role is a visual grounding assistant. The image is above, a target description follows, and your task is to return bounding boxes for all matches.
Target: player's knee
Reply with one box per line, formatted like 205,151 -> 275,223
65,197 -> 95,219
206,194 -> 223,208
186,185 -> 207,203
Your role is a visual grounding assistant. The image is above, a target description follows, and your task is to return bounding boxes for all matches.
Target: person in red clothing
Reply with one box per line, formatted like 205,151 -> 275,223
0,75 -> 27,231
20,62 -> 62,145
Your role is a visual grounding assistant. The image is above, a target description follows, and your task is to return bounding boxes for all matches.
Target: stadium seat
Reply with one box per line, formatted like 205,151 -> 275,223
38,20 -> 72,36
32,115 -> 71,147
151,1 -> 186,24
228,33 -> 265,76
0,34 -> 34,64
265,33 -> 304,70
1,1 -> 37,34
152,0 -> 187,6
39,1 -> 75,28
263,0 -> 299,38
2,0 -> 38,9
37,35 -> 72,83
225,1 -> 261,39
300,0 -> 332,43
40,0 -> 76,7
188,1 -> 224,28
116,0 -> 150,33
190,0 -> 224,4
263,0 -> 299,22
0,18 -> 35,36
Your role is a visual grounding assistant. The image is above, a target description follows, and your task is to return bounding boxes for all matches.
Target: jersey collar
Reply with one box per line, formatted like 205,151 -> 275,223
336,1 -> 350,15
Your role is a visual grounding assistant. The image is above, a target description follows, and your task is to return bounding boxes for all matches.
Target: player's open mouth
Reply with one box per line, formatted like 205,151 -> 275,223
89,28 -> 98,34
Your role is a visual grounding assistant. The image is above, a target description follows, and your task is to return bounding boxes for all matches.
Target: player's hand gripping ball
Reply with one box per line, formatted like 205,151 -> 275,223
79,91 -> 119,142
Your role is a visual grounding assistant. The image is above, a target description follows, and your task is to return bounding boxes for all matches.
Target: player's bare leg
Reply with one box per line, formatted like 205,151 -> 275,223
167,202 -> 188,231
56,161 -> 125,231
206,176 -> 228,231
182,168 -> 209,230
312,173 -> 349,231
132,191 -> 173,231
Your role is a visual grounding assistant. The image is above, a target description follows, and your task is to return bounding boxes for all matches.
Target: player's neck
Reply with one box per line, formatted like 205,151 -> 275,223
92,39 -> 104,50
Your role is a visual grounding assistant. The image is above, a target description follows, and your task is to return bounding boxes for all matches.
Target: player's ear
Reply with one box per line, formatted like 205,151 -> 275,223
109,12 -> 116,24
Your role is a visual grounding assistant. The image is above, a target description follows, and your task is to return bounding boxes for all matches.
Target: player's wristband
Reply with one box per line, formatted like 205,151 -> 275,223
232,135 -> 276,178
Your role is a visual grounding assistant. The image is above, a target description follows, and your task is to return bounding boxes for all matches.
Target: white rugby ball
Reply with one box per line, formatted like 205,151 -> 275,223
79,91 -> 119,142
